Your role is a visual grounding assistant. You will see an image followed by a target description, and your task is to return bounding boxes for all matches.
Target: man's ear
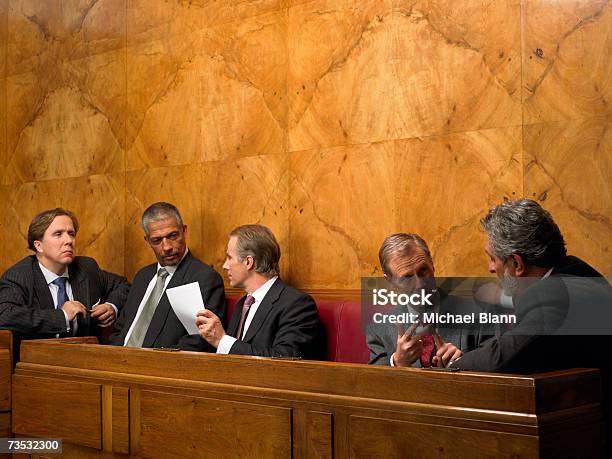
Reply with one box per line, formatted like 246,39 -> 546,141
33,240 -> 43,253
509,254 -> 526,276
244,255 -> 255,271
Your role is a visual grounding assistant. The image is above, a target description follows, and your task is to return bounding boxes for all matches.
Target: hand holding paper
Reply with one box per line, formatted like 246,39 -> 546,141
165,282 -> 205,335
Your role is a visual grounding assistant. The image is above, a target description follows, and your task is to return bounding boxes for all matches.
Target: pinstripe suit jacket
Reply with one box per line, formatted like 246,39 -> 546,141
0,255 -> 129,339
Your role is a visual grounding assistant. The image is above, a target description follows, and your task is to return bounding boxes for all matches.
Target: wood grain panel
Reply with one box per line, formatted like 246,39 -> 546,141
0,411 -> 10,438
16,341 -> 572,414
523,118 -> 611,277
522,0 -> 611,123
294,409 -> 333,459
12,375 -> 102,449
0,349 -> 11,411
137,390 -> 291,458
347,414 -> 538,458
112,386 -> 130,454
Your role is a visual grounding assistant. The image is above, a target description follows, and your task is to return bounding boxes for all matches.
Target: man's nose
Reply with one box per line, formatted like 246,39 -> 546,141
414,276 -> 425,289
161,238 -> 172,252
488,260 -> 496,274
63,234 -> 74,245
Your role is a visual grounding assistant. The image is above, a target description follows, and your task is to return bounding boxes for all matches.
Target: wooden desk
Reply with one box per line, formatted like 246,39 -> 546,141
0,330 -> 12,439
12,339 -> 604,458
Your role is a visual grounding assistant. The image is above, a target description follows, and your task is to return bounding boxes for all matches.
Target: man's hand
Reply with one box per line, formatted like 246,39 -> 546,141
61,301 -> 88,321
393,322 -> 423,367
90,303 -> 117,328
195,309 -> 226,348
432,343 -> 463,368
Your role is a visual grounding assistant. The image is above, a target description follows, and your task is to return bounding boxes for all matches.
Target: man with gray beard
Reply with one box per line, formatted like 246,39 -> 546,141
450,199 -> 607,372
449,199 -> 611,453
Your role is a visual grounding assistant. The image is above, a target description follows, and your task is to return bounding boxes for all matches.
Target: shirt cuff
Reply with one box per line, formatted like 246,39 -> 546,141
500,292 -> 514,309
62,309 -> 71,332
390,352 -> 396,367
216,335 -> 237,355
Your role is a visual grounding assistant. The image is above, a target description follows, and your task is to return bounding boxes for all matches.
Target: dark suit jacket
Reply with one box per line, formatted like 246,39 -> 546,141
109,251 -> 225,349
366,292 -> 487,367
451,256 -> 611,373
190,278 -> 323,359
0,255 -> 128,337
228,278 -> 323,359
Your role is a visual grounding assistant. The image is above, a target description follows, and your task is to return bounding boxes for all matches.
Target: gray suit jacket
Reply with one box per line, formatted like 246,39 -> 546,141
366,292 -> 486,367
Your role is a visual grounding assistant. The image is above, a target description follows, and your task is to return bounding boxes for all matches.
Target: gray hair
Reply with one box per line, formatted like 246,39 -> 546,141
141,202 -> 184,235
481,199 -> 566,267
230,224 -> 280,277
379,233 -> 432,276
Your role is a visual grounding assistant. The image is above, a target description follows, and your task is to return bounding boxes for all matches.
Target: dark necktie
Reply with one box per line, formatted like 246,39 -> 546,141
420,335 -> 435,368
236,295 -> 255,339
52,277 -> 68,309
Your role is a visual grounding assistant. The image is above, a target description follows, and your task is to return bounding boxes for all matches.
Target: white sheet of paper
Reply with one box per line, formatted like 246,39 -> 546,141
165,282 -> 204,335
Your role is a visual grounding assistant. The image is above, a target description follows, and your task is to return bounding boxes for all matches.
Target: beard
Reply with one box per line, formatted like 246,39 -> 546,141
501,267 -> 519,296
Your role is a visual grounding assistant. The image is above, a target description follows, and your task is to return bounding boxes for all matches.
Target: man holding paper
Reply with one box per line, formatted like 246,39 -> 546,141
193,224 -> 323,358
109,202 -> 225,349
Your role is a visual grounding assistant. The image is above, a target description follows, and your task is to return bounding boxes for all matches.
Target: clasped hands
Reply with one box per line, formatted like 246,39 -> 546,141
61,301 -> 116,327
195,310 -> 226,348
393,322 -> 463,368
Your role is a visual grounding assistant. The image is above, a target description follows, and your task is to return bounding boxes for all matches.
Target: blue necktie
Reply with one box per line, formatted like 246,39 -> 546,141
52,277 -> 68,309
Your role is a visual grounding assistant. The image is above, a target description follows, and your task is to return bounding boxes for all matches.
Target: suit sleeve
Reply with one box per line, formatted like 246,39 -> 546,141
366,321 -> 392,365
98,269 -> 130,312
228,294 -> 321,359
450,279 -> 569,373
0,270 -> 67,335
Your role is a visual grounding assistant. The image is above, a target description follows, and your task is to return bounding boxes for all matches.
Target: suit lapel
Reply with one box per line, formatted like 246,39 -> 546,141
69,262 -> 92,334
242,278 -> 283,342
143,252 -> 192,347
32,261 -> 56,310
69,264 -> 90,306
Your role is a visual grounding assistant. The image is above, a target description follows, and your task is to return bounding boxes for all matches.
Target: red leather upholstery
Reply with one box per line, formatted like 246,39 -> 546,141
225,295 -> 369,364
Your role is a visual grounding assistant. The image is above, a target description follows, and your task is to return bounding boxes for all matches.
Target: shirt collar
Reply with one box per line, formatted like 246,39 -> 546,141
251,276 -> 278,305
542,267 -> 554,279
156,248 -> 189,275
38,261 -> 69,285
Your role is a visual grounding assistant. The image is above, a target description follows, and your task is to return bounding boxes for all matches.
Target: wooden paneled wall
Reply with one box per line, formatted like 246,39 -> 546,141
0,0 -> 609,288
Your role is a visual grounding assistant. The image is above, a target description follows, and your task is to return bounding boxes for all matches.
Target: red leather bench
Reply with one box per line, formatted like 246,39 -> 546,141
226,296 -> 370,364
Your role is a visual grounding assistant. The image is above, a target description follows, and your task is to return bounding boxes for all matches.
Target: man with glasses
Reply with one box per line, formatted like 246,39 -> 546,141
109,202 -> 225,349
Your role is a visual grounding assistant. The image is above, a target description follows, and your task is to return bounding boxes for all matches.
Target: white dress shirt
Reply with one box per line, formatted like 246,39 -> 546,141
122,250 -> 188,346
216,276 -> 278,354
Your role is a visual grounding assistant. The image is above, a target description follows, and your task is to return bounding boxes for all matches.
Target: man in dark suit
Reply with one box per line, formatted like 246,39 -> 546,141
450,199 -> 610,373
0,208 -> 129,358
366,233 -> 484,368
109,202 -> 225,349
194,224 -> 323,359
448,199 -> 611,454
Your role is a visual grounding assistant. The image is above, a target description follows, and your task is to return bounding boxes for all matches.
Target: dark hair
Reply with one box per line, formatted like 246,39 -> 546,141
481,199 -> 566,267
379,233 -> 432,276
28,208 -> 79,251
141,202 -> 184,235
230,225 -> 280,277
